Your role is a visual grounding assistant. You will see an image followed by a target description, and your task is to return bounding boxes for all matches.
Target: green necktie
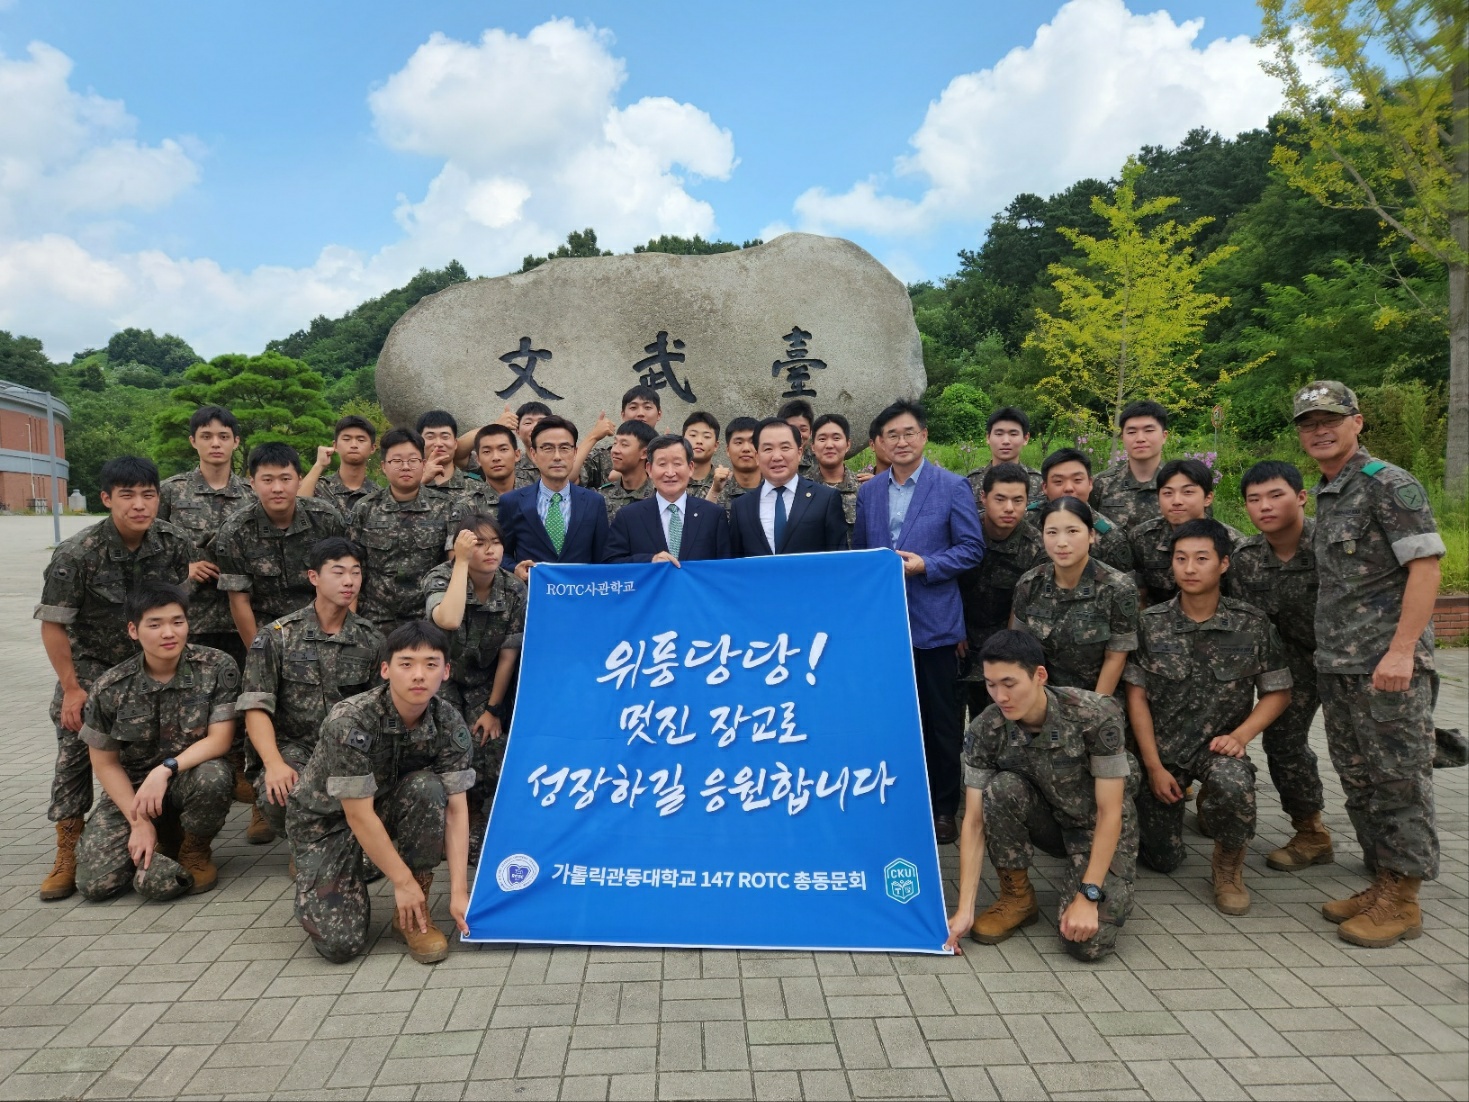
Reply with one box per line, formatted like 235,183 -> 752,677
667,502 -> 683,557
546,491 -> 566,554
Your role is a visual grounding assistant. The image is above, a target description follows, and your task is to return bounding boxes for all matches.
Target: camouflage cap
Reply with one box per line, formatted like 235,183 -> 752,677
1293,380 -> 1359,420
133,853 -> 194,901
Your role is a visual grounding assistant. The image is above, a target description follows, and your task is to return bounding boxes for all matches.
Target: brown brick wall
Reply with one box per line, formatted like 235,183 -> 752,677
1435,594 -> 1469,641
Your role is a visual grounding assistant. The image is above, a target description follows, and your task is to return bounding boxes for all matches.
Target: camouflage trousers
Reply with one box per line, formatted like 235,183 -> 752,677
254,740 -> 314,837
292,769 -> 448,964
1137,747 -> 1256,872
982,771 -> 1138,962
48,661 -> 107,821
1259,667 -> 1326,821
459,698 -> 507,819
1319,672 -> 1438,881
75,759 -> 233,901
195,631 -> 249,756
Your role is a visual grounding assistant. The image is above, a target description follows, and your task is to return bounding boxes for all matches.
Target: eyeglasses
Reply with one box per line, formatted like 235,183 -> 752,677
536,443 -> 578,456
1296,414 -> 1346,432
383,457 -> 423,469
882,429 -> 924,443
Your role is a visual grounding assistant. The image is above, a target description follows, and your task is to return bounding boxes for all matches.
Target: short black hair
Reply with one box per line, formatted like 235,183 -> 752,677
516,401 -> 553,420
683,411 -> 720,436
777,399 -> 815,425
1240,459 -> 1304,495
1042,447 -> 1092,479
126,580 -> 189,627
867,416 -> 882,442
189,405 -> 240,436
334,414 -> 376,443
531,415 -> 579,445
247,442 -> 301,476
621,385 -> 661,411
380,427 -> 425,457
979,629 -> 1046,677
455,511 -> 504,542
873,398 -> 927,434
100,457 -> 161,494
982,462 -> 1031,495
415,409 -> 458,436
1119,399 -> 1169,430
617,420 -> 658,448
474,423 -> 519,452
1157,458 -> 1214,495
309,537 -> 365,573
812,412 -> 850,438
1170,517 -> 1233,560
1036,495 -> 1094,530
383,620 -> 450,661
987,406 -> 1030,435
754,417 -> 801,448
647,434 -> 694,464
725,416 -> 761,443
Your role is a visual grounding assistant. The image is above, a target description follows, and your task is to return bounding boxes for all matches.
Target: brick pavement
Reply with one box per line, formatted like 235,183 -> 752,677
0,515 -> 1464,1101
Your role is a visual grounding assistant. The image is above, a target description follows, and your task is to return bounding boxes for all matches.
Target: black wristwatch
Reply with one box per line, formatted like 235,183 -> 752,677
161,757 -> 180,779
487,700 -> 508,721
1079,882 -> 1106,903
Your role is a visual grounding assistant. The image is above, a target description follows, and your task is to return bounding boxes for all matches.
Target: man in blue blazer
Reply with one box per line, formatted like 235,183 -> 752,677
498,416 -> 610,581
852,399 -> 985,844
606,435 -> 730,563
729,419 -> 847,556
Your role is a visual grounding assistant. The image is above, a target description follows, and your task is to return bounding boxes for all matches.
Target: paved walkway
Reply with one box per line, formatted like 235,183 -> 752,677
0,515 -> 1464,1101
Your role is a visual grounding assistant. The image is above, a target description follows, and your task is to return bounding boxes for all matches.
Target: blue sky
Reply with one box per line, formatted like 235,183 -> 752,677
0,0 -> 1282,358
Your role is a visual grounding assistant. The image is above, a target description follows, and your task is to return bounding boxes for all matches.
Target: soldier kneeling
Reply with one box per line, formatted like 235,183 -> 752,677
946,630 -> 1139,962
286,621 -> 473,965
76,582 -> 239,902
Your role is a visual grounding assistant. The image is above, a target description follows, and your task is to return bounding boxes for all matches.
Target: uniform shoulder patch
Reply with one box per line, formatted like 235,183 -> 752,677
451,725 -> 471,750
1360,460 -> 1388,476
218,661 -> 240,690
250,634 -> 266,650
1394,482 -> 1427,510
346,727 -> 373,752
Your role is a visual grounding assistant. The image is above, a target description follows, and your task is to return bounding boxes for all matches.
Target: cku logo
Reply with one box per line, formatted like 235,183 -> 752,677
496,854 -> 539,892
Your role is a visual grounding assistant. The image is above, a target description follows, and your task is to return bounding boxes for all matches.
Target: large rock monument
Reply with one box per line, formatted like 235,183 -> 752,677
376,233 -> 925,450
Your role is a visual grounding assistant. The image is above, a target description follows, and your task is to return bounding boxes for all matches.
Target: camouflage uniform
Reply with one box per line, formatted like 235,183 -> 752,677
798,449 -> 819,480
423,469 -> 476,506
958,520 -> 1046,714
1229,518 -> 1326,819
421,563 -> 527,813
158,468 -> 255,645
580,442 -> 613,489
514,454 -> 541,488
237,605 -> 385,834
963,687 -> 1139,961
599,476 -> 655,522
74,645 -> 239,900
460,479 -> 514,521
215,497 -> 347,630
1022,502 -> 1134,575
1313,447 -> 1445,880
348,491 -> 462,633
1011,559 -> 1139,693
1130,515 -> 1244,605
687,471 -> 715,500
1090,462 -> 1161,533
313,473 -> 379,519
1124,597 -> 1292,872
286,685 -> 474,963
818,470 -> 861,542
717,478 -> 760,509
966,462 -> 1045,505
33,519 -> 197,821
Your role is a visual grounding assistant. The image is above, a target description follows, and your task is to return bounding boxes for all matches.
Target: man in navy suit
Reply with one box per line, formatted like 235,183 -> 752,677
729,419 -> 847,556
497,416 -> 610,581
852,399 -> 985,845
606,435 -> 730,563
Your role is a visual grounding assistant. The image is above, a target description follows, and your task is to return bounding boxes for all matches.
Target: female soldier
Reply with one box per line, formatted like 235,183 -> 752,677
1011,497 -> 1139,695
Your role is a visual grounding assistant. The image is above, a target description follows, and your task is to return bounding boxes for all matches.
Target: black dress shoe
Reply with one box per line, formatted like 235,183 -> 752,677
934,814 -> 958,845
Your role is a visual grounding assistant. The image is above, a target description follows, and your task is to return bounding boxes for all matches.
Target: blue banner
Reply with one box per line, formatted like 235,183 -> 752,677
464,549 -> 951,954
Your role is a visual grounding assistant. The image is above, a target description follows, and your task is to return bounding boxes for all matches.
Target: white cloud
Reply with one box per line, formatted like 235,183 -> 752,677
0,20 -> 736,358
794,0 -> 1292,237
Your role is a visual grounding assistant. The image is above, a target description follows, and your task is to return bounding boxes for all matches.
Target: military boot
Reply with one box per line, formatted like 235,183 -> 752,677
1322,870 -> 1387,924
1211,842 -> 1250,915
392,871 -> 450,963
40,817 -> 84,901
230,750 -> 255,804
178,833 -> 219,894
1266,813 -> 1334,871
971,869 -> 1039,944
1338,872 -> 1423,948
246,805 -> 276,845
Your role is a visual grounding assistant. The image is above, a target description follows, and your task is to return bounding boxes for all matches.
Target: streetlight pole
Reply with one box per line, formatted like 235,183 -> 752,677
44,392 -> 61,546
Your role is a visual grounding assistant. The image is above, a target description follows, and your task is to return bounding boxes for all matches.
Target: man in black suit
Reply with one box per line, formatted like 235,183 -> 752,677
729,419 -> 847,557
497,416 -> 610,581
605,435 -> 730,564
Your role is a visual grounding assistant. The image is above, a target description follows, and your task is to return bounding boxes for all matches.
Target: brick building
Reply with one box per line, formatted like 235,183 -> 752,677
0,381 -> 69,513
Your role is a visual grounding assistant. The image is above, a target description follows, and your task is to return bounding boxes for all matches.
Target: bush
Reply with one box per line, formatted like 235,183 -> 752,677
926,383 -> 992,444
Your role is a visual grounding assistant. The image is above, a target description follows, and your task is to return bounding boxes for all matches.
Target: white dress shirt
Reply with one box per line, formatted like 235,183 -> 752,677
758,477 -> 798,551
658,492 -> 688,551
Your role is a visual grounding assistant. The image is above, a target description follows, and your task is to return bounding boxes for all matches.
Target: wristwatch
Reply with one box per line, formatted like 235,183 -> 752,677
1079,882 -> 1106,903
162,757 -> 180,779
487,700 -> 508,721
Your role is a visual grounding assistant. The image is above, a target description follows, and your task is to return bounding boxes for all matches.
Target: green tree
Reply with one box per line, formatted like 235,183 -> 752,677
1028,159 -> 1240,439
0,330 -> 56,392
927,382 -> 993,444
105,328 -> 200,375
1259,0 -> 1468,491
520,229 -> 611,273
152,352 -> 336,475
65,386 -> 172,506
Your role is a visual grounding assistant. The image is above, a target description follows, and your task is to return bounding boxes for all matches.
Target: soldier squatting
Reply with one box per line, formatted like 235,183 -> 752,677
32,381 -> 1452,965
